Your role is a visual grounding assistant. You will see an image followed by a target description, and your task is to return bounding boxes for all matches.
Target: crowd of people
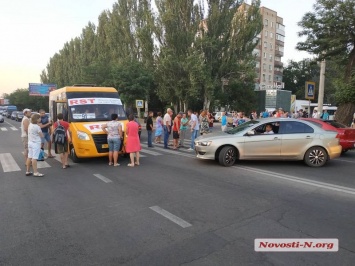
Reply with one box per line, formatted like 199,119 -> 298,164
20,105 -> 349,176
149,109 -> 217,151
21,109 -> 71,177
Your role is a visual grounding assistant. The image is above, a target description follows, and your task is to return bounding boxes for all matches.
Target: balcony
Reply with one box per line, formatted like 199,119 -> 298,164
274,70 -> 283,76
275,50 -> 284,57
276,39 -> 284,46
276,28 -> 285,36
274,61 -> 283,68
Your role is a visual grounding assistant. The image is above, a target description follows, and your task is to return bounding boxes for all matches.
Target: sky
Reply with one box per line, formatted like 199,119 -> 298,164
0,0 -> 316,96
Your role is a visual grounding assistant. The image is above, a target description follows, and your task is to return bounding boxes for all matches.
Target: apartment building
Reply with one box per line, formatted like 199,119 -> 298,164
254,6 -> 285,90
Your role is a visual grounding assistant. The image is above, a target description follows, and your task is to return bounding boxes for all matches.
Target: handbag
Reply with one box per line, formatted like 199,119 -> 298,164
38,149 -> 45,161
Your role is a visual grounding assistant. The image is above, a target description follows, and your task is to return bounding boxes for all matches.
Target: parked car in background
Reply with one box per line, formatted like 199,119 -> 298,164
301,118 -> 355,153
0,106 -> 7,115
5,105 -> 17,118
15,111 -> 24,122
0,114 -> 4,123
11,111 -> 18,120
194,118 -> 342,167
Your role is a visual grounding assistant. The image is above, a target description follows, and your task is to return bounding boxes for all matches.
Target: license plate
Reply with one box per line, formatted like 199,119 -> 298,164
102,144 -> 108,148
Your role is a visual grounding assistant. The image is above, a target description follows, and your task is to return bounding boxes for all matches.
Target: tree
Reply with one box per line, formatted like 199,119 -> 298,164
297,0 -> 355,124
111,61 -> 154,110
154,0 -> 200,112
39,0 -> 262,113
6,89 -> 48,111
191,0 -> 263,110
283,59 -> 319,99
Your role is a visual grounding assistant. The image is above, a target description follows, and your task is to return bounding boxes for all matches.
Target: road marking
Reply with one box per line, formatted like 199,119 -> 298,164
0,127 -> 8,131
233,165 -> 355,196
334,158 -> 355,164
21,152 -> 52,168
10,127 -> 18,131
4,121 -> 13,127
36,161 -> 51,168
153,146 -> 195,158
149,206 -> 192,228
0,153 -> 21,172
93,174 -> 112,183
140,148 -> 163,156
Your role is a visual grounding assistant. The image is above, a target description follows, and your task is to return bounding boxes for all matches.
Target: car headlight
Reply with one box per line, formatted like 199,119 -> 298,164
77,130 -> 90,140
197,141 -> 212,146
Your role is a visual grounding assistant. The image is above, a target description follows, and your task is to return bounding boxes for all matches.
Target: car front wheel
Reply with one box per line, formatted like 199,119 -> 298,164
218,146 -> 237,167
304,146 -> 328,167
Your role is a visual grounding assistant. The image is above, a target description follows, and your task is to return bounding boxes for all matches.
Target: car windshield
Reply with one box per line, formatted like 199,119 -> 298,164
324,120 -> 347,128
225,120 -> 259,134
66,92 -> 127,122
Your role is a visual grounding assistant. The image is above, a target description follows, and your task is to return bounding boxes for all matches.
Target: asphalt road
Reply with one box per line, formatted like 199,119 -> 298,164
1,118 -> 355,265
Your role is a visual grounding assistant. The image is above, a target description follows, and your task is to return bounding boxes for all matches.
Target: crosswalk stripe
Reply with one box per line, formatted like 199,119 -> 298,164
152,146 -> 195,158
140,148 -> 163,156
10,127 -> 18,131
36,161 -> 51,169
0,127 -> 8,131
0,153 -> 21,172
21,151 -> 52,169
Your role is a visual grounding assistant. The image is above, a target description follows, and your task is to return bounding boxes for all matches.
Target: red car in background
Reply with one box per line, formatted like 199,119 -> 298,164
301,118 -> 355,153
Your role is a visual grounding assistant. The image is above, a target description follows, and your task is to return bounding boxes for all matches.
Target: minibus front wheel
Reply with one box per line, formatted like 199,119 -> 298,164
70,146 -> 81,163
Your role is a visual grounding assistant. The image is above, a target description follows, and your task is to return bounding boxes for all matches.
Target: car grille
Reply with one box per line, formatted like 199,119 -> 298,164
92,134 -> 108,153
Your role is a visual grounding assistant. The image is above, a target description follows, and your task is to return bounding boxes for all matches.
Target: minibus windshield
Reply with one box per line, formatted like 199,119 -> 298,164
66,92 -> 126,122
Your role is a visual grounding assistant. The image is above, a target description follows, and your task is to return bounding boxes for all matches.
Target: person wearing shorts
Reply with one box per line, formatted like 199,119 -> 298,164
21,108 -> 31,164
26,113 -> 44,177
172,112 -> 182,149
53,113 -> 71,169
101,113 -> 123,166
39,109 -> 54,158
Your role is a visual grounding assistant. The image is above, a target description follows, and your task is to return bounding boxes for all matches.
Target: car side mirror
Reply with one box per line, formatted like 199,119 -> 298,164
246,130 -> 255,136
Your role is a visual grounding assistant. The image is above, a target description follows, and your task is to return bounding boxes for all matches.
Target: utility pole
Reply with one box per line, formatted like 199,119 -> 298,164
317,59 -> 326,118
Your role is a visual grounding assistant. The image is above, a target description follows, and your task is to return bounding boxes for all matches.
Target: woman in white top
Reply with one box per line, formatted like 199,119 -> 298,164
21,108 -> 32,164
26,113 -> 44,177
101,113 -> 123,166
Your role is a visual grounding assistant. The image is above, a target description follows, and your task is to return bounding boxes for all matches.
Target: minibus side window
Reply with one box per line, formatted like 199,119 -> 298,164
56,103 -> 69,122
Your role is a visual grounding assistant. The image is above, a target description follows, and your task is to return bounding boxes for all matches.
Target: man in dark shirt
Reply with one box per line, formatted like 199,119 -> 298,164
39,109 -> 54,158
146,111 -> 154,148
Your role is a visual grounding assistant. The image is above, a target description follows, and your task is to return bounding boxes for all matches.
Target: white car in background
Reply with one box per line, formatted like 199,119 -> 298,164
0,114 -> 4,123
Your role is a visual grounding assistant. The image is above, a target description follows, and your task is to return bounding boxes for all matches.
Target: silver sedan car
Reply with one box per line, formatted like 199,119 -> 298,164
194,118 -> 342,167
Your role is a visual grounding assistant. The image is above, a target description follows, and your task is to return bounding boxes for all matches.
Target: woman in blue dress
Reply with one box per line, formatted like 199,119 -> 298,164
154,112 -> 163,143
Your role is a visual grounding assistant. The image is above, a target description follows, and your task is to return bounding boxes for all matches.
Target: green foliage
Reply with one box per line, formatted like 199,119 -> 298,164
6,89 -> 48,111
297,0 -> 355,79
335,69 -> 355,104
111,61 -> 154,107
297,0 -> 355,124
220,81 -> 257,113
283,59 -> 319,98
189,0 -> 263,110
39,0 -> 263,112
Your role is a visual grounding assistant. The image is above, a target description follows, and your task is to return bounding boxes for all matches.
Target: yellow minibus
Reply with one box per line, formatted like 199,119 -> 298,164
49,85 -> 128,162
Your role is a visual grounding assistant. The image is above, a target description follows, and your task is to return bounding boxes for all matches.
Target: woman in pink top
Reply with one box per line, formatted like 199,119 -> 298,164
126,114 -> 141,167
